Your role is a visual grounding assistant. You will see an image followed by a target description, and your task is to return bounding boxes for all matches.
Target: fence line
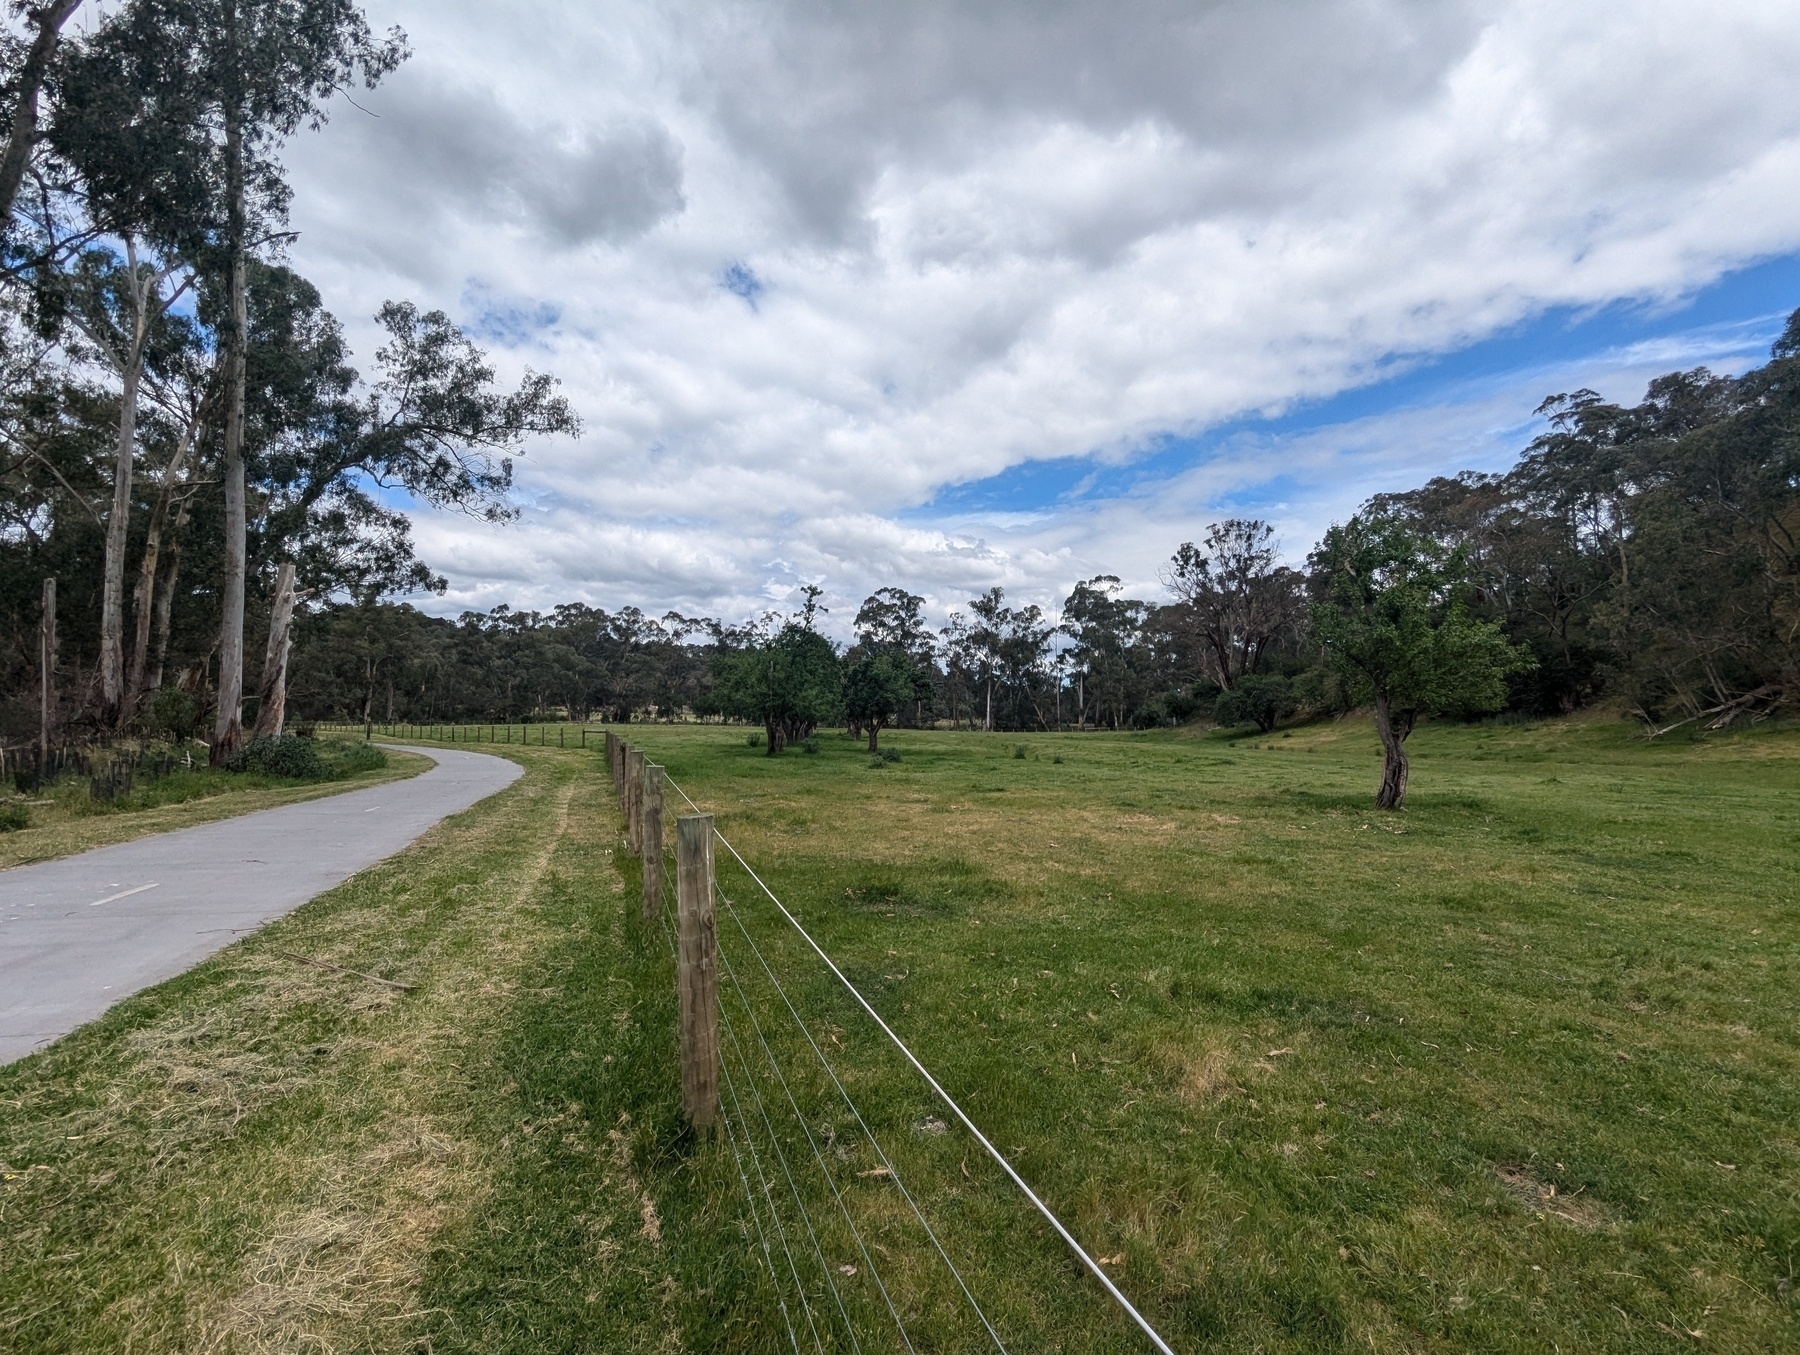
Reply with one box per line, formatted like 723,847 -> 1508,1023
610,737 -> 1177,1353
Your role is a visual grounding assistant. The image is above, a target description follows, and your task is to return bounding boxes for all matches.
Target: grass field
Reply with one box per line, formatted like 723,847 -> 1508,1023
0,715 -> 1795,1352
0,742 -> 427,871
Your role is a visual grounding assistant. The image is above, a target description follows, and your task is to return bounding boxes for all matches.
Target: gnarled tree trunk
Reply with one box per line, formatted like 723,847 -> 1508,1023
1373,690 -> 1414,810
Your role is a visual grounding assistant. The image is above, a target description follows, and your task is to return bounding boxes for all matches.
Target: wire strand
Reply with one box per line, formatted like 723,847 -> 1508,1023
714,883 -> 998,1353
661,771 -> 1177,1355
714,925 -> 917,1354
654,901 -> 803,1355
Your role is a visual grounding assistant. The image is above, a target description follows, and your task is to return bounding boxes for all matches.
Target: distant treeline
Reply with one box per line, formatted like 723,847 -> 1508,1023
5,126 -> 1796,753
245,312 -> 1795,744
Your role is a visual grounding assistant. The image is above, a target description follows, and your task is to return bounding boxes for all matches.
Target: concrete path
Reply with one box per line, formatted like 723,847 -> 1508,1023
0,745 -> 521,1066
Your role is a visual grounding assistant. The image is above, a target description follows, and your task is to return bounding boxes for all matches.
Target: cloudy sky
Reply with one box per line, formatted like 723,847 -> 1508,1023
272,0 -> 1800,634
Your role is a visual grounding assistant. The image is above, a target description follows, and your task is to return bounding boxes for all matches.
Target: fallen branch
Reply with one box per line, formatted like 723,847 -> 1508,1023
1637,683 -> 1785,738
273,949 -> 416,991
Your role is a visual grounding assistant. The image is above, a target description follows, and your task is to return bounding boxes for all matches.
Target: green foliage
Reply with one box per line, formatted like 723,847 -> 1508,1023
1214,673 -> 1297,732
223,734 -> 323,779
1310,513 -> 1533,720
146,687 -> 199,742
710,621 -> 842,753
843,652 -> 916,744
0,801 -> 29,832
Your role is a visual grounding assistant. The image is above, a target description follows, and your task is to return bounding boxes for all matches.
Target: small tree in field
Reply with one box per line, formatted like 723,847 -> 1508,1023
1310,512 -> 1532,809
1213,673 -> 1295,733
712,620 -> 842,754
844,652 -> 915,752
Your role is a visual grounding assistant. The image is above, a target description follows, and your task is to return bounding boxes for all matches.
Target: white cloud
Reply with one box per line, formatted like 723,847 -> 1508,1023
277,0 -> 1800,631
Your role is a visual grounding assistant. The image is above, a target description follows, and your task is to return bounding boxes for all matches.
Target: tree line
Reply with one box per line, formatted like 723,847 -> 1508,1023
261,306 -> 1799,808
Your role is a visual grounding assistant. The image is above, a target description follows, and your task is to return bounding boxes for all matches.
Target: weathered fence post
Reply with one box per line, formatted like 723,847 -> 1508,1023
642,764 -> 665,919
677,814 -> 719,1136
605,731 -> 620,794
39,576 -> 55,764
626,747 -> 645,852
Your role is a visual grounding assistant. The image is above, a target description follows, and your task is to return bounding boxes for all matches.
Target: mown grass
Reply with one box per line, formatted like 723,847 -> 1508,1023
0,741 -> 426,870
1,715 -> 1796,1352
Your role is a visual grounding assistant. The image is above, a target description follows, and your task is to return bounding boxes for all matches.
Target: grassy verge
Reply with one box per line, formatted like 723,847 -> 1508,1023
0,742 -> 427,871
1,717 -> 1796,1352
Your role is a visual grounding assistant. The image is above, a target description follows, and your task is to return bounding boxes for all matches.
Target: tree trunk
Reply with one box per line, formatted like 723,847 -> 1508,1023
211,82 -> 248,764
251,561 -> 297,739
867,722 -> 879,753
0,0 -> 80,225
39,576 -> 55,763
1373,690 -> 1414,810
127,433 -> 196,717
146,497 -> 191,695
100,360 -> 141,725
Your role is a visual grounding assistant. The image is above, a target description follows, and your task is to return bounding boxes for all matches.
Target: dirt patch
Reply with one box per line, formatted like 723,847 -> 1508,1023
1494,1163 -> 1608,1229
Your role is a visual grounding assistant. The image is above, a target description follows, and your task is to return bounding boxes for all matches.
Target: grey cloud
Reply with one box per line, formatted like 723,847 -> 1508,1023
309,68 -> 684,247
688,0 -> 1486,246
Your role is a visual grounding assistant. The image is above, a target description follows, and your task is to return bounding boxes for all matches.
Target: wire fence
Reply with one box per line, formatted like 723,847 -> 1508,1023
338,719 -> 1178,1348
615,736 -> 1176,1353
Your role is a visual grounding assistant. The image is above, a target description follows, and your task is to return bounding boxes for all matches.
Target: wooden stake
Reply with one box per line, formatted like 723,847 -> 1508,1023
605,731 -> 620,794
642,764 -> 665,919
39,576 -> 55,764
676,814 -> 719,1135
625,747 -> 645,852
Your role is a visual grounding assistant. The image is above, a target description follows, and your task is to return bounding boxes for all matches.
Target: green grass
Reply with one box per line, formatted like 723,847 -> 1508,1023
1,717 -> 1796,1351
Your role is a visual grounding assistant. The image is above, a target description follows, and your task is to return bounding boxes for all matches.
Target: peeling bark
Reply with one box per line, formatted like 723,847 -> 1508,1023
251,562 -> 298,739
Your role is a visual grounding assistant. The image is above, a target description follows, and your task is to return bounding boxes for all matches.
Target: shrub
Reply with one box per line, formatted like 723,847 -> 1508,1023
880,747 -> 902,763
1013,744 -> 1028,759
1214,674 -> 1298,733
746,733 -> 764,747
225,735 -> 323,779
0,802 -> 29,832
147,687 -> 200,742
801,737 -> 820,755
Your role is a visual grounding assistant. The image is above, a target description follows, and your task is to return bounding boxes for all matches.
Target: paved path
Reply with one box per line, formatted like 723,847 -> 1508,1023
0,745 -> 521,1066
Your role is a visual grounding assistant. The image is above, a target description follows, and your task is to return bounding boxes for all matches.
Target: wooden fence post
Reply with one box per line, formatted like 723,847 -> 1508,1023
625,747 -> 645,852
605,731 -> 620,794
677,814 -> 719,1136
642,764 -> 665,919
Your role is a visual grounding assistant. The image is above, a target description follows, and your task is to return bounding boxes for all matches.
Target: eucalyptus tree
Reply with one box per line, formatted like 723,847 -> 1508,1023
0,0 -> 83,235
72,0 -> 406,757
1060,575 -> 1147,729
853,586 -> 935,725
1163,519 -> 1306,690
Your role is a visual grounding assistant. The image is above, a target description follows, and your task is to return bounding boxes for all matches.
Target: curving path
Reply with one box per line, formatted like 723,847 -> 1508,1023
0,745 -> 521,1066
